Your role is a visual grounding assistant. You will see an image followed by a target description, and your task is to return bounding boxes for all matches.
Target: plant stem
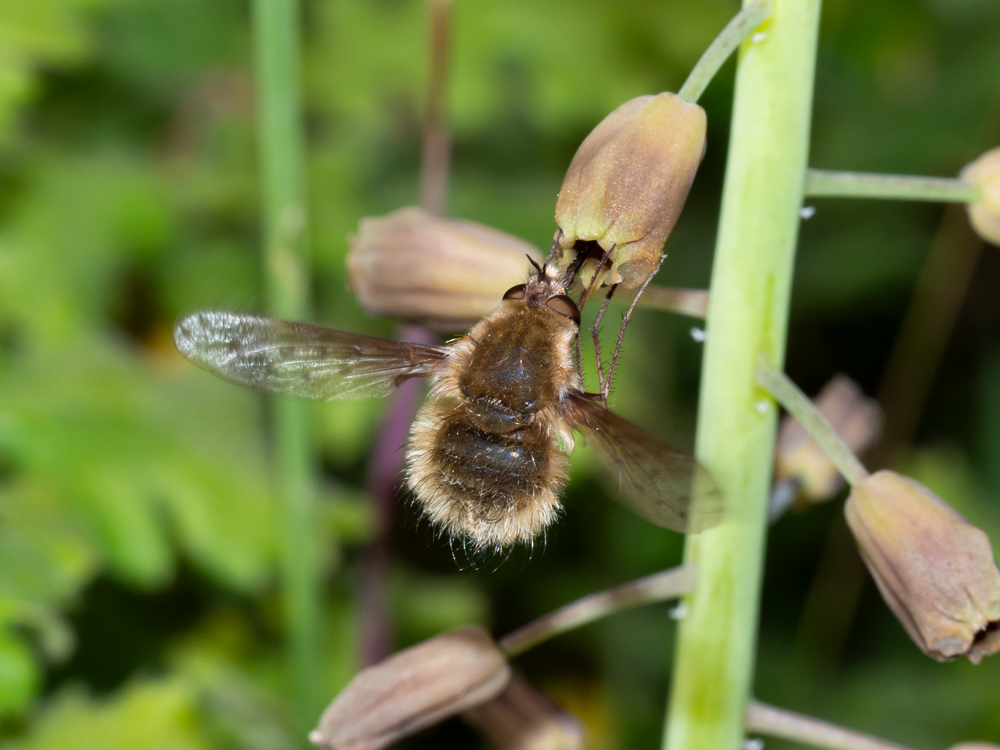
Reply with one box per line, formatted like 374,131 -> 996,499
678,0 -> 771,104
804,169 -> 980,203
499,566 -> 696,658
359,0 -> 452,665
755,358 -> 869,486
632,287 -> 709,319
745,701 -> 917,750
664,1 -> 822,748
874,207 -> 983,465
419,0 -> 453,216
251,0 -> 322,735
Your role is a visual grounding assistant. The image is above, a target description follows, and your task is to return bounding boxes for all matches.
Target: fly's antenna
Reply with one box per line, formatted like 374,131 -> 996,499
526,255 -> 542,275
564,245 -> 589,285
576,243 -> 614,311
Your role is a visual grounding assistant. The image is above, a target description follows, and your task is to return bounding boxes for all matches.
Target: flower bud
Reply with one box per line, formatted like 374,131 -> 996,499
347,207 -> 541,331
775,376 -> 882,503
310,627 -> 510,750
554,93 -> 706,289
845,470 -> 1000,663
463,671 -> 584,750
961,147 -> 1000,245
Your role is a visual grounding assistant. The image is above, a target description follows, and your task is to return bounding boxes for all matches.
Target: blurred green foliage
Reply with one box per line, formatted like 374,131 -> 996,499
0,0 -> 998,748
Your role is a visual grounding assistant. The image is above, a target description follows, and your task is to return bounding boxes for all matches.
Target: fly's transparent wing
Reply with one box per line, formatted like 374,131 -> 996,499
565,392 -> 722,533
174,311 -> 448,400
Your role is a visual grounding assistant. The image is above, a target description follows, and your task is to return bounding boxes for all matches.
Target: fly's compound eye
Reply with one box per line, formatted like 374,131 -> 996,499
503,284 -> 527,301
545,295 -> 581,324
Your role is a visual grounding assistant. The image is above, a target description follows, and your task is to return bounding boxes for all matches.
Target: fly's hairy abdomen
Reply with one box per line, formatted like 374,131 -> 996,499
406,304 -> 577,549
406,403 -> 567,549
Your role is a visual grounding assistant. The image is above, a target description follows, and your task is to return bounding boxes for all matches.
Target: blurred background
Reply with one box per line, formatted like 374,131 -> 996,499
1,0 -> 999,748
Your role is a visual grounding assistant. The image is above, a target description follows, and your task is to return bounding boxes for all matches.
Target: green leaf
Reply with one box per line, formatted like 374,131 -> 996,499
0,0 -> 116,146
0,631 -> 39,716
1,337 -> 278,590
4,680 -> 213,750
0,151 -> 177,345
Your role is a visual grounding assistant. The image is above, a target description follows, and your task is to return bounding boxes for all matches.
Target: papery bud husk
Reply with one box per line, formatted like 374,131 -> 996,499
775,376 -> 882,503
310,626 -> 510,750
463,671 -> 584,750
845,470 -> 1000,663
347,207 -> 541,331
961,146 -> 1000,246
554,92 -> 706,289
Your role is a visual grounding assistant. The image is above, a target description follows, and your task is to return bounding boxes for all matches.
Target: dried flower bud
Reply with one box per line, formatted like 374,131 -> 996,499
775,376 -> 882,502
961,147 -> 1000,245
463,671 -> 584,750
845,470 -> 1000,663
554,92 -> 706,289
310,627 -> 510,750
347,207 -> 541,331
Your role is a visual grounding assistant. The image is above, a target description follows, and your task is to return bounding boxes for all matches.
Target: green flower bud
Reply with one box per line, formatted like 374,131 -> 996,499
961,146 -> 1000,246
310,627 -> 510,750
347,207 -> 541,331
554,93 -> 706,289
845,470 -> 1000,663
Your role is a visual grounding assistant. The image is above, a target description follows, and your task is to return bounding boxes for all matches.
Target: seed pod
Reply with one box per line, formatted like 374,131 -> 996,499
347,207 -> 541,331
961,147 -> 1000,246
310,627 -> 510,750
775,376 -> 882,503
554,92 -> 706,289
463,671 -> 584,750
845,470 -> 1000,663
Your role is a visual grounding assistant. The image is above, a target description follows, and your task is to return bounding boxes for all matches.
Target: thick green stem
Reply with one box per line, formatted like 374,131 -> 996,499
664,1 -> 822,748
678,1 -> 771,104
252,0 -> 322,736
805,169 -> 981,203
755,358 -> 869,486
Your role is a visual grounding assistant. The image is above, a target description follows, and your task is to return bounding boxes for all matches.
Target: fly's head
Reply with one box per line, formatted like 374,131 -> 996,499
500,259 -> 581,326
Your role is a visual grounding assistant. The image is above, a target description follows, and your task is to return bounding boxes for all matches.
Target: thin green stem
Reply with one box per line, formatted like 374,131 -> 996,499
745,701 -> 917,750
631,286 -> 709,319
755,358 -> 869,486
664,1 -> 822,748
251,0 -> 322,736
678,0 -> 772,104
499,566 -> 696,658
805,169 -> 981,203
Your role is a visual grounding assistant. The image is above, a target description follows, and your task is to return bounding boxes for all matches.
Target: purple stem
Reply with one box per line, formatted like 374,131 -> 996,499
358,324 -> 436,666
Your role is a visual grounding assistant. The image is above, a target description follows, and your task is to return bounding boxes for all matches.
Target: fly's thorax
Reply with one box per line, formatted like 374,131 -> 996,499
458,302 -> 578,418
429,268 -> 580,409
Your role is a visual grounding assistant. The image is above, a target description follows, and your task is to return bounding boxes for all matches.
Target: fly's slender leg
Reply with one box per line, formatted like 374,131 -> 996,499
544,229 -> 564,268
573,244 -> 613,395
590,284 -> 618,408
604,254 -> 665,398
558,237 -> 591,385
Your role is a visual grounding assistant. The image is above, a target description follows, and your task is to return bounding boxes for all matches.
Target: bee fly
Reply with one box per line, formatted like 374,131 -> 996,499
174,262 -> 721,550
